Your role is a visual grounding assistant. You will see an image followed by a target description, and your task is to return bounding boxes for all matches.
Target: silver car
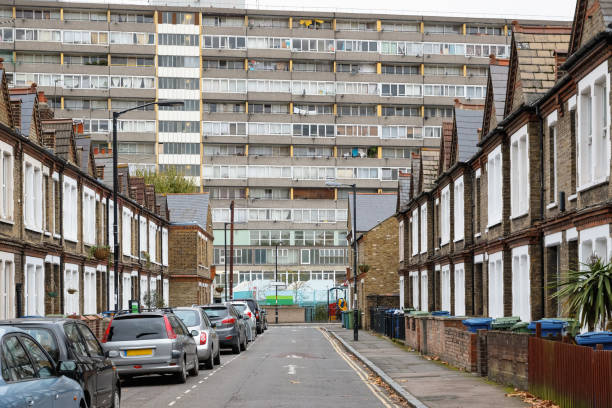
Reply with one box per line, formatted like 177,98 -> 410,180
174,307 -> 220,369
102,311 -> 199,383
230,301 -> 257,342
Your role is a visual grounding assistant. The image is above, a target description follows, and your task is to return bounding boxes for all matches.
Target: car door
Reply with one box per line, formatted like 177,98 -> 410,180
177,317 -> 196,359
1,335 -> 52,408
77,324 -> 114,408
63,324 -> 96,405
201,312 -> 218,351
19,335 -> 77,408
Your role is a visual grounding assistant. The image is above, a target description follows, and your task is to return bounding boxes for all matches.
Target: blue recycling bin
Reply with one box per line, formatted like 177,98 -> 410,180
431,311 -> 450,317
575,332 -> 612,350
528,319 -> 568,337
462,317 -> 493,333
393,310 -> 405,340
385,310 -> 395,337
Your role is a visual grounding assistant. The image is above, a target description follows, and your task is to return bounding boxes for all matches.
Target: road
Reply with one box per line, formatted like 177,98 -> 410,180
121,326 -> 401,408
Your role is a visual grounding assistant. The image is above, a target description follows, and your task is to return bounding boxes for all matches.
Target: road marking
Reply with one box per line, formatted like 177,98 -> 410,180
291,339 -> 296,344
283,364 -> 297,375
286,354 -> 302,359
192,385 -> 197,389
168,402 -> 175,407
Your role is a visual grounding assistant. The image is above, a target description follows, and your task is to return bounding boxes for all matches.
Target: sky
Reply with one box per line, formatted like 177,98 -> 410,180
244,0 -> 577,21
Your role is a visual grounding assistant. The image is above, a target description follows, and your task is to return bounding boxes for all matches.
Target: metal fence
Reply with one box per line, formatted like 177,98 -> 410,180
304,303 -> 332,323
528,337 -> 612,408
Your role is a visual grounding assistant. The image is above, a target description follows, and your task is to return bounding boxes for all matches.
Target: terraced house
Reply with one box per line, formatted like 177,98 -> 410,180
399,5 -> 611,323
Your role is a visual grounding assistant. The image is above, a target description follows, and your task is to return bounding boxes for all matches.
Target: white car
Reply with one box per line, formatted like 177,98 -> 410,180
230,301 -> 257,342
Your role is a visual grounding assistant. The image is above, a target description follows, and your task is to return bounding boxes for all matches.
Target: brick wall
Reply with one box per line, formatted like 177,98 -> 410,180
444,327 -> 477,372
261,305 -> 305,323
485,331 -> 529,390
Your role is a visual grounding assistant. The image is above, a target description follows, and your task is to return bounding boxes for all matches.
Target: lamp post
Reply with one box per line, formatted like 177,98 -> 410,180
224,222 -> 230,302
326,181 -> 358,341
112,100 -> 183,312
275,242 -> 282,324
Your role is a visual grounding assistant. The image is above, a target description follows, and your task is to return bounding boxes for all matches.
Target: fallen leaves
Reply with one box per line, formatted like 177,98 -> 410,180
289,380 -> 300,384
506,389 -> 560,408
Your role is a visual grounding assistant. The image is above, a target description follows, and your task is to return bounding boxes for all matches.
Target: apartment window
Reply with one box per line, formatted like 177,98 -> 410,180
440,185 -> 450,246
111,56 -> 154,67
250,16 -> 290,28
424,64 -> 461,76
411,209 -> 419,256
13,73 -> 61,88
420,204 -> 427,254
162,143 -> 200,155
202,122 -> 246,136
292,61 -> 332,72
63,30 -> 108,45
23,156 -> 43,232
83,266 -> 96,315
17,53 -> 61,64
292,124 -> 334,138
336,40 -> 378,52
381,83 -> 421,97
487,145 -> 502,226
399,221 -> 405,262
64,99 -> 107,110
16,8 -> 60,19
578,61 -> 610,189
381,64 -> 419,75
79,119 -> 109,133
336,20 -> 377,31
420,271 -> 428,312
465,44 -> 508,58
425,23 -> 461,34
249,188 -> 289,200
488,251 -> 504,318
159,99 -> 200,111
122,208 -> 132,256
294,104 -> 333,115
0,142 -> 13,222
203,59 -> 243,70
579,225 -> 609,276
453,177 -> 464,242
382,148 -> 414,159
139,217 -> 147,255
293,146 -> 333,157
382,106 -> 419,117
82,187 -> 96,245
467,66 -> 488,77
203,144 -> 245,156
203,15 -> 243,27
250,103 -> 288,114
292,38 -> 334,52
111,12 -> 154,23
159,34 -> 198,46
111,99 -> 154,111
203,35 -> 246,49
25,257 -> 44,316
424,107 -> 453,118
292,81 -> 335,95
512,246 -> 531,322
338,105 -> 376,116
203,102 -> 244,113
64,263 -> 79,315
159,121 -> 200,133
64,10 -> 106,21
63,74 -> 109,89
159,77 -> 199,90
202,79 -> 247,93
382,126 -> 423,139
549,124 -> 558,204
0,28 -> 13,42
118,143 -> 155,154
108,199 -> 114,250
158,55 -> 199,68
0,253 -> 15,319
336,63 -> 376,73
16,29 -> 61,42
208,187 -> 246,199
467,25 -> 503,36
110,76 -> 154,89
510,125 -> 529,217
381,22 -> 419,32
475,172 -> 481,233
410,272 -> 419,309
454,263 -> 465,316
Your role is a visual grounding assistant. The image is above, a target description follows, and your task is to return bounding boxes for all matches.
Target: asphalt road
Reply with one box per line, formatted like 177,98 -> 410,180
121,326 -> 399,408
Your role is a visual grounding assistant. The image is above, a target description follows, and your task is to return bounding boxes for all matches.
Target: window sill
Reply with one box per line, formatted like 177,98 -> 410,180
25,226 -> 43,234
509,212 -> 528,221
44,231 -> 51,237
486,221 -> 501,229
453,238 -> 464,243
0,219 -> 14,226
568,194 -> 577,202
546,202 -> 557,210
440,241 -> 449,248
65,237 -> 78,244
474,233 -> 481,238
53,234 -> 61,239
577,178 -> 609,193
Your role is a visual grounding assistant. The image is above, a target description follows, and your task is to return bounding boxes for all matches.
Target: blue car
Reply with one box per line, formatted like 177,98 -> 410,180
0,326 -> 86,407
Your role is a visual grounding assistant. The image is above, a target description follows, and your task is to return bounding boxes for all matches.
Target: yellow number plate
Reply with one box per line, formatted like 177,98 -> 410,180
125,349 -> 152,357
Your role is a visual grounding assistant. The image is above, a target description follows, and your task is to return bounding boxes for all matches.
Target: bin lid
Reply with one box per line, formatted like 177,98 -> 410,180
493,316 -> 521,323
575,331 -> 612,345
527,320 -> 568,330
409,311 -> 430,316
511,322 -> 530,329
431,311 -> 450,316
462,318 -> 493,325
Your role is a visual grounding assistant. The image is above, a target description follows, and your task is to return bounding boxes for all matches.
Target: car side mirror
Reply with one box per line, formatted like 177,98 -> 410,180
57,360 -> 78,377
191,330 -> 199,337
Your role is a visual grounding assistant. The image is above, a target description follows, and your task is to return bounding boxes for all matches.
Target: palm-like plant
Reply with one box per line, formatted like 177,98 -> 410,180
553,257 -> 612,331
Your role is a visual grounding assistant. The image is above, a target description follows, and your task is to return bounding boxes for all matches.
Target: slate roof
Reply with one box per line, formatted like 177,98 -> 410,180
9,92 -> 35,137
348,193 -> 397,233
490,64 -> 509,123
397,173 -> 412,213
42,119 -> 76,164
166,193 -> 210,231
454,108 -> 483,163
420,148 -> 440,193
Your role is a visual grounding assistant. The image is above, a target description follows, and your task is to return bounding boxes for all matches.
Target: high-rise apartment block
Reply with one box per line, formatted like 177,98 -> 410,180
0,1 -> 557,290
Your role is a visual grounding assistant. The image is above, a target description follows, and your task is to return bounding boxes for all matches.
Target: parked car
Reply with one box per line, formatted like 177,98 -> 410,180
230,301 -> 256,341
201,303 -> 247,354
101,311 -> 199,383
238,298 -> 264,334
0,326 -> 86,407
174,307 -> 220,369
0,318 -> 120,408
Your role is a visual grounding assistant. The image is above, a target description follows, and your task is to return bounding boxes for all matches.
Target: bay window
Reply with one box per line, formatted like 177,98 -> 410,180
454,263 -> 465,316
488,251 -> 504,318
24,155 -> 43,232
0,141 -> 13,222
441,264 -> 451,312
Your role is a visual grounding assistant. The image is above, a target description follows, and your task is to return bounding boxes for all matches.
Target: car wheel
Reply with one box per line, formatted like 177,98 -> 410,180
204,350 -> 214,369
175,357 -> 187,383
188,355 -> 199,376
240,332 -> 247,351
111,386 -> 121,408
257,325 -> 263,334
213,348 -> 221,365
232,336 -> 241,354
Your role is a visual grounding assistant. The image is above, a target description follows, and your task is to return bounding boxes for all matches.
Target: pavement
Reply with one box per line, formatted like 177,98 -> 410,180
121,325 -> 399,408
328,326 -> 528,408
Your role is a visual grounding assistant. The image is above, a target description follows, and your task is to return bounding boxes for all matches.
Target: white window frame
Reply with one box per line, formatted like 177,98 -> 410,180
83,266 -> 96,314
511,246 -> 531,322
488,251 -> 504,318
440,185 -> 450,246
577,60 -> 611,190
547,112 -> 558,205
510,125 -> 529,218
398,221 -> 404,262
399,275 -> 405,308
122,272 -> 132,310
411,209 -> 419,256
162,228 -> 169,266
64,263 -> 79,316
25,257 -> 45,316
0,141 -> 14,223
454,263 -> 465,316
453,177 -> 464,242
301,249 -> 311,264
163,279 -> 169,307
109,269 -> 115,308
0,252 -> 15,319
23,154 -> 43,232
108,199 -> 115,251
441,264 -> 451,312
409,271 -> 419,309
420,270 -> 428,312
139,216 -> 147,256
579,224 -> 610,266
63,175 -> 78,242
122,207 -> 133,256
148,221 -> 157,262
140,275 -> 148,306
487,145 -> 503,227
82,186 -> 96,245
420,204 -> 427,253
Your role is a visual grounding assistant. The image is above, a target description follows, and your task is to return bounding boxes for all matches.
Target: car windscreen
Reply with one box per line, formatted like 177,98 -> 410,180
245,300 -> 257,312
107,316 -> 167,341
232,304 -> 247,313
174,310 -> 200,327
202,307 -> 228,319
18,327 -> 60,362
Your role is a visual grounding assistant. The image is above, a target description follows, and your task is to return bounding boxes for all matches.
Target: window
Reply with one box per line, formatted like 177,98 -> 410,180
139,275 -> 148,306
511,246 -> 530,322
578,60 -> 610,189
149,221 -> 157,262
110,56 -> 154,67
64,264 -> 79,315
441,265 -> 451,312
111,12 -> 154,23
139,217 -> 147,255
467,25 -> 503,36
380,83 -> 421,97
64,10 -> 106,21
159,121 -> 200,133
23,156 -> 43,232
203,35 -> 246,49
203,59 -> 243,71
2,336 -> 36,381
487,145 -> 502,226
203,15 -> 243,27
110,76 -> 154,89
411,209 -> 419,256
420,271 -> 428,312
15,8 -> 60,20
338,105 -> 376,116
159,99 -> 200,111
122,273 -> 131,310
162,228 -> 168,267
510,125 -> 529,217
202,79 -> 247,93
399,221 -> 405,262
0,253 -> 14,319
293,61 -> 332,72
488,251 -> 504,318
158,55 -> 199,68
579,224 -> 609,266
336,20 -> 377,31
83,266 -> 96,315
549,122 -> 558,204
109,270 -> 115,308
158,77 -> 199,90
453,177 -> 464,242
16,29 -> 61,42
203,102 -> 244,113
336,39 -> 378,52
0,142 -> 13,222
122,208 -> 132,256
162,143 -> 200,155
409,272 -> 419,308
63,176 -> 78,242
82,187 -> 96,245
454,263 -> 465,316
420,204 -> 427,254
382,106 -> 419,117
425,23 -> 461,34
159,34 -> 198,46
440,185 -> 450,246
0,28 -> 13,43
301,249 -> 310,265
424,64 -> 461,76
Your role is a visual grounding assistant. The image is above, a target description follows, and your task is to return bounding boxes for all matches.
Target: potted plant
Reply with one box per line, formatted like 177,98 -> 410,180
358,264 -> 371,274
215,286 -> 224,294
67,288 -> 78,295
47,291 -> 57,298
90,245 -> 110,261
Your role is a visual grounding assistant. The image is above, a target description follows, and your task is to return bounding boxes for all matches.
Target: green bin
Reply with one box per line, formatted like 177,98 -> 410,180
542,317 -> 580,337
346,310 -> 354,329
511,321 -> 530,333
492,316 -> 521,331
409,311 -> 430,317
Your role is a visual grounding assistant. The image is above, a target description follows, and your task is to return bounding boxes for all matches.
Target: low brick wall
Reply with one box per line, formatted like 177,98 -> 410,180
404,316 -> 466,355
444,327 -> 477,372
262,305 -> 305,324
485,331 -> 529,390
404,315 -> 420,350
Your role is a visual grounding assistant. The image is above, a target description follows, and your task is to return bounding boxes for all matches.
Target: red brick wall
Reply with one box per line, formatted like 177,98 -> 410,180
485,331 -> 529,390
444,327 -> 477,372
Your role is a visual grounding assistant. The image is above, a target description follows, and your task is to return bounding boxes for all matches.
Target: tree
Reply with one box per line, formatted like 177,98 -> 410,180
553,257 -> 612,332
135,167 -> 197,193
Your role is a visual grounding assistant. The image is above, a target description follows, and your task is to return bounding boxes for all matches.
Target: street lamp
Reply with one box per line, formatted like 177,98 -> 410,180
275,242 -> 283,324
112,100 -> 183,312
326,180 -> 358,341
224,222 -> 230,302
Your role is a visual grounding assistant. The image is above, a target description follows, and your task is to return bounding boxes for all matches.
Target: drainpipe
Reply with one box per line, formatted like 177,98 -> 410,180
59,169 -> 64,315
536,105 -> 546,320
471,169 -> 476,315
430,195 -> 436,311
